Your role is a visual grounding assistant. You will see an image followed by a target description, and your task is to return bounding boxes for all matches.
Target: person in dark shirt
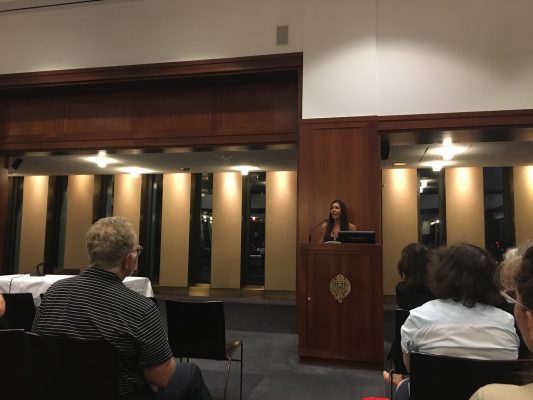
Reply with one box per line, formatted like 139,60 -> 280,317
33,216 -> 212,400
384,242 -> 434,384
395,243 -> 434,310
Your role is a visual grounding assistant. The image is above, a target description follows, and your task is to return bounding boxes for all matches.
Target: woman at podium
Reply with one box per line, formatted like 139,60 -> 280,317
319,199 -> 357,242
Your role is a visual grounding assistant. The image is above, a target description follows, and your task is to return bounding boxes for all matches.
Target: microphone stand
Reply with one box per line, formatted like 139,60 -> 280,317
308,219 -> 327,243
30,262 -> 46,277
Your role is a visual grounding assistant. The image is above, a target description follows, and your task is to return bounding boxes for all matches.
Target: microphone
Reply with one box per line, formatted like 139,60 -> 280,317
308,219 -> 327,243
30,262 -> 46,277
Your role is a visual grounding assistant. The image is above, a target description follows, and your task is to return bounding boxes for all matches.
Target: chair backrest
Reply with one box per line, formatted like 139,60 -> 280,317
410,351 -> 533,400
52,268 -> 81,275
165,300 -> 227,360
1,292 -> 36,331
0,329 -> 31,400
25,332 -> 119,400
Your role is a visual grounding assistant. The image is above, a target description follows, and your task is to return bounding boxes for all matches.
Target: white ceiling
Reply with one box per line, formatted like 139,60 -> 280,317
382,140 -> 533,170
7,146 -> 298,176
5,137 -> 533,176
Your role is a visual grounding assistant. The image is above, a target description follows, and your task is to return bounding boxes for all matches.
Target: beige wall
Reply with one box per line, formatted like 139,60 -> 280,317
19,176 -> 49,273
63,175 -> 94,270
265,171 -> 297,292
211,172 -> 242,289
382,169 -> 418,296
113,174 -> 142,235
513,166 -> 533,244
159,173 -> 191,287
445,167 -> 485,247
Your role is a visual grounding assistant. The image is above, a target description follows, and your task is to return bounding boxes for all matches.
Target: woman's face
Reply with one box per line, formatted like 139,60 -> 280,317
330,202 -> 342,220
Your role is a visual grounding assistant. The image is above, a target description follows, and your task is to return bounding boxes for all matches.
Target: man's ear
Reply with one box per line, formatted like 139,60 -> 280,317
525,309 -> 533,343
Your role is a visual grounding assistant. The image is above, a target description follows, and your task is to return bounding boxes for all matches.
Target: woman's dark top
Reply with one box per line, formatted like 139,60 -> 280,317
395,281 -> 434,310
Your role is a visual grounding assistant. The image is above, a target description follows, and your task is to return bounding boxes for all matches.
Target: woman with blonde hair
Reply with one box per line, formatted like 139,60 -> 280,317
470,244 -> 533,399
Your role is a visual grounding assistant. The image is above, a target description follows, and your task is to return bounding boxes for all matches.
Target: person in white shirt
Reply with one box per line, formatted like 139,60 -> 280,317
394,243 -> 520,400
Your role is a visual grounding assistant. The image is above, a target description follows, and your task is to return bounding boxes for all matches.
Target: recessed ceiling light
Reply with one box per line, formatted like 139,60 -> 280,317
393,162 -> 406,166
81,150 -> 119,168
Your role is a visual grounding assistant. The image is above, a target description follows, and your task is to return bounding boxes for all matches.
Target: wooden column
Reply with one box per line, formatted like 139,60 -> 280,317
297,117 -> 383,365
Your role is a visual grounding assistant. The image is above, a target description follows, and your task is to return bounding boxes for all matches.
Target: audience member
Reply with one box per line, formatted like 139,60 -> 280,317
0,293 -> 5,317
395,243 -> 434,310
394,243 -> 520,399
33,216 -> 212,400
469,244 -> 533,399
384,243 -> 434,384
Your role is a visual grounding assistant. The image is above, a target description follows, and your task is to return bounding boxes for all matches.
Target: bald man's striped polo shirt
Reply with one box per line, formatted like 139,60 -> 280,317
33,267 -> 172,396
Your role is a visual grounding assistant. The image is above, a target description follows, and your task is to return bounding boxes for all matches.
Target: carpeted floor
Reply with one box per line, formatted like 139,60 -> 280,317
157,297 -> 394,400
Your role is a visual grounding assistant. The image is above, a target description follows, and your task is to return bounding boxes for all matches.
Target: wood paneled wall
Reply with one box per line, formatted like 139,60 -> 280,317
0,54 -> 302,274
0,80 -> 298,152
298,118 -> 381,244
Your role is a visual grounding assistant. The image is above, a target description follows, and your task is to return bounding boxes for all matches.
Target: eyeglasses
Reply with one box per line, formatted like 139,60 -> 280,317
133,245 -> 143,256
500,290 -> 528,310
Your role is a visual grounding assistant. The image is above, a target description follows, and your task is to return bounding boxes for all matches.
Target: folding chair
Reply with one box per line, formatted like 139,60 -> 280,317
1,292 -> 36,331
25,332 -> 120,400
409,351 -> 533,400
0,329 -> 31,400
165,300 -> 243,400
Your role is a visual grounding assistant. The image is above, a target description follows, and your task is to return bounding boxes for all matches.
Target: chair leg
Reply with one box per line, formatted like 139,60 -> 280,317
239,342 -> 243,400
224,357 -> 233,400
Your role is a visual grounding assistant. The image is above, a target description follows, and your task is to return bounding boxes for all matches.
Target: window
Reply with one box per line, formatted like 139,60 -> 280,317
44,176 -> 68,272
241,172 -> 266,286
139,174 -> 163,280
483,167 -> 515,262
189,173 -> 213,284
3,176 -> 23,274
418,169 -> 446,248
92,175 -> 114,222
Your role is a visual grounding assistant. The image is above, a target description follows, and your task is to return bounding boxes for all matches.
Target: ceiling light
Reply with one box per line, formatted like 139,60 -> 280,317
394,162 -> 406,166
430,140 -> 468,161
232,165 -> 258,176
81,150 -> 118,168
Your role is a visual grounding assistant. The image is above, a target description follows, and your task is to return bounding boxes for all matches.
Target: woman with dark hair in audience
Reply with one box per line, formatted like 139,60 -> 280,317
319,199 -> 356,242
393,243 -> 520,399
469,244 -> 533,399
384,243 -> 434,384
395,243 -> 434,310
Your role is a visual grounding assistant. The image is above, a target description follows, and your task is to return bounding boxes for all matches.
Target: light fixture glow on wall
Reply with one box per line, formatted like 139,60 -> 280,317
431,161 -> 444,172
118,166 -> 153,176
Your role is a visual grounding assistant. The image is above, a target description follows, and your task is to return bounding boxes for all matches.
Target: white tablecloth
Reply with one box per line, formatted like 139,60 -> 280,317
0,274 -> 154,306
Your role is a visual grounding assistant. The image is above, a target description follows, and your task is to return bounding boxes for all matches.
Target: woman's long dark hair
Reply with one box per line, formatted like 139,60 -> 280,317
324,199 -> 349,239
397,243 -> 430,289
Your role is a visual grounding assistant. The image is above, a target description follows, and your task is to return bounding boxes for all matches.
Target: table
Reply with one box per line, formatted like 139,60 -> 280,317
0,274 -> 154,306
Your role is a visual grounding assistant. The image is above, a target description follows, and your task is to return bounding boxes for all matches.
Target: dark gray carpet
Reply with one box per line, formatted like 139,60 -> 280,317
158,298 -> 394,400
194,330 -> 390,400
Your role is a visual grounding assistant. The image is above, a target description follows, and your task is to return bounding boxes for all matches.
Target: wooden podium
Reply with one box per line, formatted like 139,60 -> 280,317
297,243 -> 383,367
